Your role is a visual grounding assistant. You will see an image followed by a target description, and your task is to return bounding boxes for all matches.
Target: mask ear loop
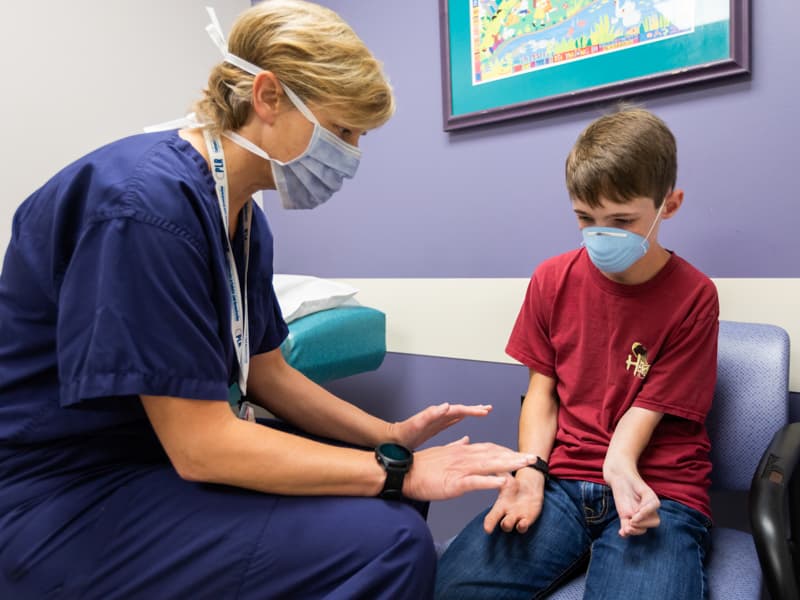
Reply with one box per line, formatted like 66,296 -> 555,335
204,7 -> 361,160
204,7 -> 317,121
143,112 -> 206,133
642,197 -> 668,242
206,7 -> 263,77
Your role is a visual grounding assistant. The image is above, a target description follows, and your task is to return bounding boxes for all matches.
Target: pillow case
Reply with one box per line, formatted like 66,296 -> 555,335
273,274 -> 360,323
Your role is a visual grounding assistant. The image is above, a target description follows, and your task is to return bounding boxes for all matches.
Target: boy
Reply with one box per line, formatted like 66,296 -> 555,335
435,107 -> 719,599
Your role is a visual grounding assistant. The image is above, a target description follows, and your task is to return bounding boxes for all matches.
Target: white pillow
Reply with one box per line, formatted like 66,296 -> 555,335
273,274 -> 360,323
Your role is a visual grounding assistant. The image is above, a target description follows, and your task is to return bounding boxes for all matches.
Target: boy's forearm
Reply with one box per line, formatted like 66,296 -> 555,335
603,406 -> 664,479
518,370 -> 558,459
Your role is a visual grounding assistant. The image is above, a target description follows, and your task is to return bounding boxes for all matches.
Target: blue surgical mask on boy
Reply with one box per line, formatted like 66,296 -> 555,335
205,8 -> 361,210
581,201 -> 666,273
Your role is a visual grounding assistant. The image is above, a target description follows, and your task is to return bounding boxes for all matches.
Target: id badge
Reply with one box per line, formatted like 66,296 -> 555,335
238,401 -> 256,422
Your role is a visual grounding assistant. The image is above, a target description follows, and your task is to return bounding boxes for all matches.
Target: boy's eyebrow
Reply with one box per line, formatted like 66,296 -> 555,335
573,209 -> 639,218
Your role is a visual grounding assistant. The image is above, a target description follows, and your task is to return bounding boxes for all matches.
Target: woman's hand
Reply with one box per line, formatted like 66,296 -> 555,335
483,470 -> 546,534
387,402 -> 493,449
401,436 -> 537,501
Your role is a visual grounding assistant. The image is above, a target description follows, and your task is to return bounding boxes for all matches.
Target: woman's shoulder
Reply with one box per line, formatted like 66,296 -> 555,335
94,130 -> 214,216
11,131 -> 220,273
43,131 -> 215,243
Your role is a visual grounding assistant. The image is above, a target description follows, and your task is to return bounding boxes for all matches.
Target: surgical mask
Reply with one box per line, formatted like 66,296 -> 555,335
205,8 -> 361,210
581,201 -> 666,273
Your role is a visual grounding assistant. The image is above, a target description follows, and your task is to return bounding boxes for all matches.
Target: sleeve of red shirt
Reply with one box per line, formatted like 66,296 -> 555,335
633,284 -> 720,424
505,270 -> 556,378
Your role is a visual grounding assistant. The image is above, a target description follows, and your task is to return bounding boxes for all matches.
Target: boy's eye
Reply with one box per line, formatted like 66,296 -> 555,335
614,219 -> 633,226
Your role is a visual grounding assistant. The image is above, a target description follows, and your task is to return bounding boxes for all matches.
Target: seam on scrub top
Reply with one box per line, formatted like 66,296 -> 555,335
86,210 -> 210,261
61,370 -> 231,400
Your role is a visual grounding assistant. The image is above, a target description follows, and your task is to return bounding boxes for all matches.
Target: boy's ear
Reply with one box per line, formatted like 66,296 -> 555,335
661,189 -> 684,220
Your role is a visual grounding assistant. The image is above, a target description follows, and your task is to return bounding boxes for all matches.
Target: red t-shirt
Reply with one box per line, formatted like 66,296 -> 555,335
506,249 -> 719,518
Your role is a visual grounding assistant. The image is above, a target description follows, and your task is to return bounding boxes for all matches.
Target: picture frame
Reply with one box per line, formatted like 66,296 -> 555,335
439,0 -> 750,131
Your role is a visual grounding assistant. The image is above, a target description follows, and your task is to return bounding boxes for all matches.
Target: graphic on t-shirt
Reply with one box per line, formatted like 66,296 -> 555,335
471,0 -> 695,85
625,342 -> 650,379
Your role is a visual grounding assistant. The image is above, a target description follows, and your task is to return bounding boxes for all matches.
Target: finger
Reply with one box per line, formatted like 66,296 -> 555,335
500,515 -> 518,533
620,524 -> 648,537
638,496 -> 661,515
631,512 -> 660,529
414,403 -> 447,422
418,403 -> 448,421
446,435 -> 470,447
445,404 -> 493,416
483,503 -> 507,534
461,448 -> 538,473
455,474 -> 507,495
631,499 -> 661,525
516,518 -> 530,534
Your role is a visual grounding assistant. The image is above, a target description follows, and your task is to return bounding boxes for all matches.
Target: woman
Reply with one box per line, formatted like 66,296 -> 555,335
0,1 -> 534,598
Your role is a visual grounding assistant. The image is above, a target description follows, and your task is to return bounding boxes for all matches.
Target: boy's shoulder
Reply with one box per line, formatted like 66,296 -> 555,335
531,248 -> 583,279
666,254 -> 718,297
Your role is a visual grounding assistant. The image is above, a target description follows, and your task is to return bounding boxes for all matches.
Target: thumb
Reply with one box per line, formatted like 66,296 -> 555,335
446,435 -> 470,447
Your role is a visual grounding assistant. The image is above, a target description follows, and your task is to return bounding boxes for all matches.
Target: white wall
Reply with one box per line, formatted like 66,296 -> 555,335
336,278 -> 800,393
0,0 -> 250,255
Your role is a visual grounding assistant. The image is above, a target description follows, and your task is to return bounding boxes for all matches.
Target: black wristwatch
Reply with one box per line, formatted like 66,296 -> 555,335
375,442 -> 413,499
526,456 -> 550,480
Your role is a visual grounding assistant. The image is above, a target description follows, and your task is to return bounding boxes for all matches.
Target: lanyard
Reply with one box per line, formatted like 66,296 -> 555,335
202,129 -> 251,396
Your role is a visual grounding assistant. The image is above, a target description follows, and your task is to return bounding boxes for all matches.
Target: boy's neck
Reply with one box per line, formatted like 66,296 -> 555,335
601,243 -> 672,285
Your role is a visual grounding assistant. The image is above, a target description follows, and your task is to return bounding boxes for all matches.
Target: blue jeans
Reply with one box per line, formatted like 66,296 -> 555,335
435,478 -> 711,600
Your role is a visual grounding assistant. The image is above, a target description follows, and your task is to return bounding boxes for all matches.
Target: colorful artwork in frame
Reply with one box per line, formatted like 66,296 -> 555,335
439,0 -> 750,130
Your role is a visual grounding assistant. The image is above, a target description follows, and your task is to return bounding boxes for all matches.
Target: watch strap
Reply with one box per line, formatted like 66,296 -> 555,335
526,456 -> 550,479
380,467 -> 406,499
375,443 -> 412,499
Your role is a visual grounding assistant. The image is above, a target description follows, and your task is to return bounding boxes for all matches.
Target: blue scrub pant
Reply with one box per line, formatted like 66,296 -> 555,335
435,478 -> 711,600
0,424 -> 435,599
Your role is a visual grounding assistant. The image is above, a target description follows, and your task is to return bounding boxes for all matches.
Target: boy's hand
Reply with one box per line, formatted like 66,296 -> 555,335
483,470 -> 545,534
605,467 -> 661,537
603,406 -> 664,537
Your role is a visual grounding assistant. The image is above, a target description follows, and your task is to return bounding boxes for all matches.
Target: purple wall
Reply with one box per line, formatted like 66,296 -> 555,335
262,1 -> 800,541
269,1 -> 800,279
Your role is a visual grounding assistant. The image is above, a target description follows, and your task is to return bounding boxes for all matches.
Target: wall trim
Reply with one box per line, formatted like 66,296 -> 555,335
333,277 -> 799,392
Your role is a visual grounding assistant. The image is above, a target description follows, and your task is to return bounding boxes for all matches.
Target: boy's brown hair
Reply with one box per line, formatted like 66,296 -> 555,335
565,106 -> 677,209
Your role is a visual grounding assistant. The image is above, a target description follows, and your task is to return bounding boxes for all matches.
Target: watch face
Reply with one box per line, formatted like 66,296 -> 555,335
379,443 -> 412,462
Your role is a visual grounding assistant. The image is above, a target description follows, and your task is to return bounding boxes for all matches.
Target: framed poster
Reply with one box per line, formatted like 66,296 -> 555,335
439,0 -> 750,130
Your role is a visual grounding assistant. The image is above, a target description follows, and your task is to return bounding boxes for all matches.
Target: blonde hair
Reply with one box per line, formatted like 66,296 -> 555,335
194,0 -> 395,134
565,105 -> 677,209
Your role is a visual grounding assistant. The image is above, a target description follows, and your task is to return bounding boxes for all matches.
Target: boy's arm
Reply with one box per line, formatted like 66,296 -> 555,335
484,369 -> 558,534
603,406 -> 664,537
518,369 -> 559,465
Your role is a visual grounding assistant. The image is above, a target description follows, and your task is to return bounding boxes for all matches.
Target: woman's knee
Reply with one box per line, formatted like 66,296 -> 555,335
245,497 -> 435,598
373,501 -> 436,570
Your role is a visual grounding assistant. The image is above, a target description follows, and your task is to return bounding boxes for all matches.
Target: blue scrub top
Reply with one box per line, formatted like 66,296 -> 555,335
0,130 -> 288,511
